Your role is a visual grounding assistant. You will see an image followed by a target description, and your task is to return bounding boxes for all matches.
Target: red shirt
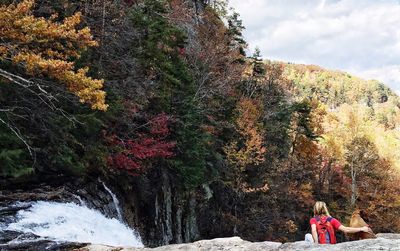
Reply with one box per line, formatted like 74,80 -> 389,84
310,216 -> 342,230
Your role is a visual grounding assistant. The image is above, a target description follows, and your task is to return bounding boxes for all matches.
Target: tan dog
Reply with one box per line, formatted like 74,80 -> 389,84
349,209 -> 376,240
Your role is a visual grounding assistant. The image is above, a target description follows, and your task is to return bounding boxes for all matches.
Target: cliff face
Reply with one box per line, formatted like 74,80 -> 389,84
115,168 -> 202,247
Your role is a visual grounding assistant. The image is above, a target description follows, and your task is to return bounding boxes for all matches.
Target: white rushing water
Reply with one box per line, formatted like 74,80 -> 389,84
101,182 -> 124,222
5,201 -> 144,247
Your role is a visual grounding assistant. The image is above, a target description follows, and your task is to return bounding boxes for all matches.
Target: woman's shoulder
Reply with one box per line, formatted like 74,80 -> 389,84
329,217 -> 341,223
327,216 -> 339,221
310,217 -> 318,224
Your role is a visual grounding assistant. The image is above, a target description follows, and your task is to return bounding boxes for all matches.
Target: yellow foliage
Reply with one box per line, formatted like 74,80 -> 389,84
321,103 -> 400,171
0,0 -> 107,110
309,98 -> 327,136
285,220 -> 298,234
224,98 -> 266,170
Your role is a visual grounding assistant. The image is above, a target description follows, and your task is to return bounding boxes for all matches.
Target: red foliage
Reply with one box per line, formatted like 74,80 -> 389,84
179,47 -> 186,56
149,113 -> 171,136
107,113 -> 176,175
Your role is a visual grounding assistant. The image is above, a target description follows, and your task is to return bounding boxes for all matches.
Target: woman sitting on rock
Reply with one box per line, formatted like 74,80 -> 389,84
307,201 -> 373,244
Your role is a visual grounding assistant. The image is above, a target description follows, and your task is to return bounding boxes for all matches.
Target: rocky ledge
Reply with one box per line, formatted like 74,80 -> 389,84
77,233 -> 400,251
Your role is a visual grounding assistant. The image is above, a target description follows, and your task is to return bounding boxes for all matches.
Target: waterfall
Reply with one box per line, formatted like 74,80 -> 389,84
73,194 -> 86,206
101,181 -> 124,222
3,201 -> 143,247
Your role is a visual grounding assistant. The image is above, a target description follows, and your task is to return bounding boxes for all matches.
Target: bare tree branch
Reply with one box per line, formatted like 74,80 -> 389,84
0,68 -> 84,159
0,117 -> 33,157
0,68 -> 80,124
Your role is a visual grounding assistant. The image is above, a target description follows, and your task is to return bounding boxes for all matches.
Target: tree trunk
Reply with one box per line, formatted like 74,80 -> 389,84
351,165 -> 357,206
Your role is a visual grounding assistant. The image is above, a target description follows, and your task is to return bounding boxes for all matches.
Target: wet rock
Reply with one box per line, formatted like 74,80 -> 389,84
0,186 -> 71,205
0,229 -> 87,251
0,230 -> 22,243
0,240 -> 86,251
0,204 -> 31,215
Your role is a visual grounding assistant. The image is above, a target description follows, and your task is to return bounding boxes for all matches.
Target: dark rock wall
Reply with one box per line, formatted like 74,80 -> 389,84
111,167 -> 203,247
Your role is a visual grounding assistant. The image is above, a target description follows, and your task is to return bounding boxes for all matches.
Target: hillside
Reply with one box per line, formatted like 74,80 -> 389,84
284,64 -> 399,109
282,63 -> 400,170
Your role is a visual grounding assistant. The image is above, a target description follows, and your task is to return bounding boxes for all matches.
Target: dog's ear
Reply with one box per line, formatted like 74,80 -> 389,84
350,211 -> 363,227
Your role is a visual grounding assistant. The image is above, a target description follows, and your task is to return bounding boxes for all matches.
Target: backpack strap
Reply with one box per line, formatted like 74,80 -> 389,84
315,216 -> 331,222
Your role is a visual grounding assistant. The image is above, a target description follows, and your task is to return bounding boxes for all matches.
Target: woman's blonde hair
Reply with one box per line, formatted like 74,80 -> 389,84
314,201 -> 331,216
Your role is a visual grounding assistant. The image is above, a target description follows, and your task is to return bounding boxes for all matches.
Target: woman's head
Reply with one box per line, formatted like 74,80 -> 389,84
314,201 -> 331,216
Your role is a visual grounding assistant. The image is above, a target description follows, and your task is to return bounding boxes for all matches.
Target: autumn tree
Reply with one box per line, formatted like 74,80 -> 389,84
130,0 -> 213,188
107,113 -> 176,175
0,0 -> 108,176
224,98 -> 266,188
344,136 -> 379,206
0,0 -> 106,110
178,4 -> 245,109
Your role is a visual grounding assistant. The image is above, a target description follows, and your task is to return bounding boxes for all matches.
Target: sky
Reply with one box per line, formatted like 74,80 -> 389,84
229,0 -> 400,94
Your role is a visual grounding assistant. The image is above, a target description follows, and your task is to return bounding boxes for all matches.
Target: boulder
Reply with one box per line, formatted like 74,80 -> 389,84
76,234 -> 400,251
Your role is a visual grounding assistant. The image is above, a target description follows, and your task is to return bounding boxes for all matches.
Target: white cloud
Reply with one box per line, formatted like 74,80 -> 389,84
229,0 -> 400,93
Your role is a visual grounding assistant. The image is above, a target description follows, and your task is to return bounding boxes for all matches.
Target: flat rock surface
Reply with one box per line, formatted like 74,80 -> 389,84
76,233 -> 400,251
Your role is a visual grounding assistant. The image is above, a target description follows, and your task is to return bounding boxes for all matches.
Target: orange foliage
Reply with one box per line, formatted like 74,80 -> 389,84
0,0 -> 107,110
224,98 -> 266,170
